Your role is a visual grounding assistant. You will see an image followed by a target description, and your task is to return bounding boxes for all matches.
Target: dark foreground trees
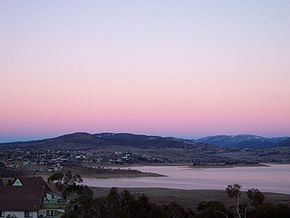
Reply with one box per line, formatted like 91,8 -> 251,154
47,170 -> 84,199
46,173 -> 290,218
197,201 -> 232,218
62,187 -> 196,218
60,187 -> 289,218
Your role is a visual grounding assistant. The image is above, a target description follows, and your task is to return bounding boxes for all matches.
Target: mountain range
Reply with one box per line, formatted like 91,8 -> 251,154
1,133 -> 290,150
192,134 -> 290,148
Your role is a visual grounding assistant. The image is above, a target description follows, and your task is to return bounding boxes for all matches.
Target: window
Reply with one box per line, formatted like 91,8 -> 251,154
46,210 -> 56,216
24,211 -> 33,217
12,178 -> 23,186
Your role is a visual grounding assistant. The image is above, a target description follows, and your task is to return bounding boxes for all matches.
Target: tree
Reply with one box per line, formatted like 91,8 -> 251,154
105,187 -> 122,218
197,201 -> 229,218
0,162 -> 24,177
226,184 -> 242,218
226,184 -> 265,218
47,170 -> 83,199
244,188 -> 264,218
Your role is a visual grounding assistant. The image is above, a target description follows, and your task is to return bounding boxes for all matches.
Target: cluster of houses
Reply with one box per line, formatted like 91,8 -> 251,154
0,149 -> 169,174
0,177 -> 68,218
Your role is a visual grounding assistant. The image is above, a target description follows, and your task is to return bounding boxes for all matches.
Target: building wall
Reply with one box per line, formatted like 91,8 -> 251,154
38,209 -> 45,217
39,209 -> 65,217
3,211 -> 37,218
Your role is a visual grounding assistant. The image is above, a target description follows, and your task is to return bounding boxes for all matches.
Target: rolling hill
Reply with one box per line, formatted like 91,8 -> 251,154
0,132 -> 205,150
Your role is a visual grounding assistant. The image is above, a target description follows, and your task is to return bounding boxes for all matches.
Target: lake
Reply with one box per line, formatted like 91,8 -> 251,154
83,164 -> 290,194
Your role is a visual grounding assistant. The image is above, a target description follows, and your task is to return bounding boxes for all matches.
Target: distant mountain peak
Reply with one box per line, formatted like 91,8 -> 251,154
192,134 -> 290,148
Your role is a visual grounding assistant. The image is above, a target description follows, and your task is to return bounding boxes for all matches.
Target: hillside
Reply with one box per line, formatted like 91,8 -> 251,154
0,132 -> 206,150
192,134 -> 290,148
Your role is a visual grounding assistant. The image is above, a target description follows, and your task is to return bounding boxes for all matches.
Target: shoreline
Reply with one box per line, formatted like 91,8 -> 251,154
82,171 -> 165,179
63,164 -> 166,179
101,162 -> 270,169
80,163 -> 272,178
189,163 -> 269,169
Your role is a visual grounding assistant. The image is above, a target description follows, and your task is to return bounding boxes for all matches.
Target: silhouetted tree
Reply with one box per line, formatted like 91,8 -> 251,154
226,184 -> 242,218
244,188 -> 264,218
197,201 -> 230,218
0,162 -> 24,177
226,184 -> 266,218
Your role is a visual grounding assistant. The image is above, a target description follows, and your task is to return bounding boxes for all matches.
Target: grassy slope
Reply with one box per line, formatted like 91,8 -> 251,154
90,187 -> 290,209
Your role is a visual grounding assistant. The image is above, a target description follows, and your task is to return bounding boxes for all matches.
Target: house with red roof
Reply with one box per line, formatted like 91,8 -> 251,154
0,177 -> 68,218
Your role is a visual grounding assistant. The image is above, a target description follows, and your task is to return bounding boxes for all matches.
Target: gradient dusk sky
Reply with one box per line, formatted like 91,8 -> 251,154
0,1 -> 290,142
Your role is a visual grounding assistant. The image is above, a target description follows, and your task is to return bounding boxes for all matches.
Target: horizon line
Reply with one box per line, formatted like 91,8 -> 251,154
1,131 -> 289,144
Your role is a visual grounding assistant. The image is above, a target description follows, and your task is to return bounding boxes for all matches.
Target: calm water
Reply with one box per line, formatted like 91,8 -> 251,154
83,164 -> 290,194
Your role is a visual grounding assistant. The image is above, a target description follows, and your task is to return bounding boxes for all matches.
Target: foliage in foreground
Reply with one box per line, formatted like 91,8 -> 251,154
48,172 -> 290,218
0,162 -> 24,178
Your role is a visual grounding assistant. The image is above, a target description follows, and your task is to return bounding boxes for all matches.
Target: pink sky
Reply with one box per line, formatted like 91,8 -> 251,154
0,1 -> 289,141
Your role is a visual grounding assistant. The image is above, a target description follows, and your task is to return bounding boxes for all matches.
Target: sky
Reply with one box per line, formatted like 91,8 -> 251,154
0,1 -> 290,142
